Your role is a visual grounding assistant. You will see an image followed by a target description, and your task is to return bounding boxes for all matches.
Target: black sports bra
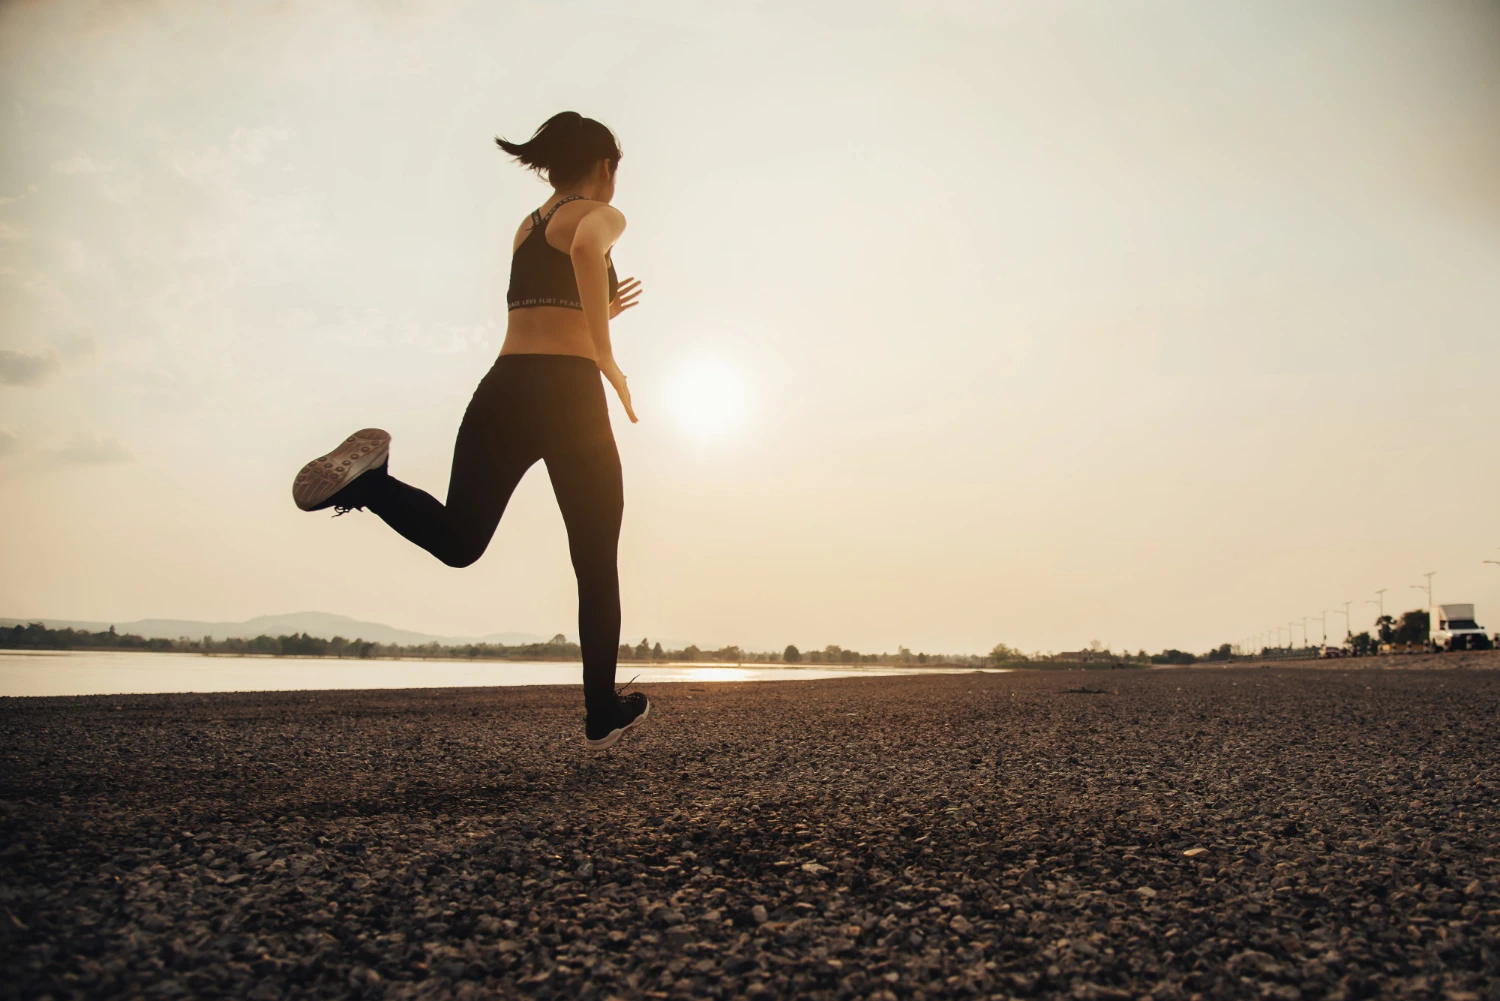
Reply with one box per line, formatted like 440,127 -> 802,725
506,195 -> 619,311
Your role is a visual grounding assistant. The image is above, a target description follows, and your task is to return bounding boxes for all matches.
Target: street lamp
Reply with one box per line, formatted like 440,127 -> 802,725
1333,603 -> 1351,642
1412,572 -> 1436,608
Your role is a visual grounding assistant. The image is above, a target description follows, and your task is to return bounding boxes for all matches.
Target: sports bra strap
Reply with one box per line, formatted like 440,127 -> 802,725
539,194 -> 587,226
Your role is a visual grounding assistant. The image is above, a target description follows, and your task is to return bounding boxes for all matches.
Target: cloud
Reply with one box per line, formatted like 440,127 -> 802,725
50,155 -> 117,175
47,156 -> 140,202
0,429 -> 132,465
53,332 -> 98,363
283,306 -> 494,355
54,433 -> 132,465
0,349 -> 61,386
164,127 -> 294,187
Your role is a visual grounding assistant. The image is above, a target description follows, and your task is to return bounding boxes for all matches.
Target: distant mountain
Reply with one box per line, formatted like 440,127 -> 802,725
0,612 -> 560,647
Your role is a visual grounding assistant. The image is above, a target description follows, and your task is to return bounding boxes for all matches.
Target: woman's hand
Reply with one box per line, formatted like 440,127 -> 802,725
609,277 -> 641,320
597,355 -> 638,424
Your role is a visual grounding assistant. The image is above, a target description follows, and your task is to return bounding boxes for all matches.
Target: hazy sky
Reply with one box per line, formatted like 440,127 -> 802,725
2,0 -> 1497,655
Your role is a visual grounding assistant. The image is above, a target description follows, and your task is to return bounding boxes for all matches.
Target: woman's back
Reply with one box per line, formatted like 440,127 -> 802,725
502,197 -> 619,360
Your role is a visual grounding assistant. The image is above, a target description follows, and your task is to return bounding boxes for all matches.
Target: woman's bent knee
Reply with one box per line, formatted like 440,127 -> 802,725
439,544 -> 485,569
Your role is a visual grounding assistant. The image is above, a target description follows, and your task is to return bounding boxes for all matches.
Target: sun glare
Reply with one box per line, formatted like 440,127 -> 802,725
664,358 -> 751,447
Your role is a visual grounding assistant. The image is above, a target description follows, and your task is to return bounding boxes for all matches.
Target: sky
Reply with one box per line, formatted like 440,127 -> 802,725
1,0 -> 1497,656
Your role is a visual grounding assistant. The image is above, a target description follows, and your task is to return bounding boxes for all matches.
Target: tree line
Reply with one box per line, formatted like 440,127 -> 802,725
0,623 -> 585,661
619,640 -> 991,666
14,620 -> 1410,667
2,624 -> 1008,667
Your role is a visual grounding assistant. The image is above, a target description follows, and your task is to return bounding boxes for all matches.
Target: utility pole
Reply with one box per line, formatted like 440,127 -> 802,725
1333,603 -> 1351,642
1314,611 -> 1328,646
1412,572 -> 1436,609
1487,561 -> 1500,633
1300,616 -> 1309,648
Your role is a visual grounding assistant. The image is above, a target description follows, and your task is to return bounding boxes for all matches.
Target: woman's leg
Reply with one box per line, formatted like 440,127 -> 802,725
545,436 -> 624,721
367,366 -> 540,568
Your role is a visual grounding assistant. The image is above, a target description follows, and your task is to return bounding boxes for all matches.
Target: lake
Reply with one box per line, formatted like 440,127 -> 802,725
0,649 -> 1008,698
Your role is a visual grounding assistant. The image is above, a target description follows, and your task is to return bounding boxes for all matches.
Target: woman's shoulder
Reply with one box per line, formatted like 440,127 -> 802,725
578,201 -> 626,236
568,199 -> 626,227
557,201 -> 626,246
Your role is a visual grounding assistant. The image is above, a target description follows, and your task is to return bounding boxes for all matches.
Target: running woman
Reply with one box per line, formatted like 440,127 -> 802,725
290,111 -> 648,750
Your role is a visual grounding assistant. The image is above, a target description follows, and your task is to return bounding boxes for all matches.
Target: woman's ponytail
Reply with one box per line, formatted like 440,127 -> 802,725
496,111 -> 620,187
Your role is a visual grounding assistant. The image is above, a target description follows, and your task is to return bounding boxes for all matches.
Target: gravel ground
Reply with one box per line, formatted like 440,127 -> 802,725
3,663 -> 1499,1001
1252,651 -> 1500,672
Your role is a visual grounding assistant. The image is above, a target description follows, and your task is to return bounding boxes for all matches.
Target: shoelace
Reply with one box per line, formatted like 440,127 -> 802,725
615,675 -> 640,700
330,463 -> 386,517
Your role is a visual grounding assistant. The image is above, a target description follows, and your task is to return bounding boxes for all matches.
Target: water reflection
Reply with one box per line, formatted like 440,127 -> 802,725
0,650 -> 1009,698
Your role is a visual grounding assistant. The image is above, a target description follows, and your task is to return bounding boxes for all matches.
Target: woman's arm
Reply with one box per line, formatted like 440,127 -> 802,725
570,205 -> 637,422
570,205 -> 627,362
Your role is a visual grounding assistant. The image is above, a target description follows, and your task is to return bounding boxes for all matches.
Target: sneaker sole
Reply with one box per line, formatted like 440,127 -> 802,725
585,728 -> 624,751
292,428 -> 391,512
585,698 -> 650,751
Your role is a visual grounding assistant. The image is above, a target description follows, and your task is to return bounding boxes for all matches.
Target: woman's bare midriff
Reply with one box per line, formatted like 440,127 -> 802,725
499,306 -> 598,361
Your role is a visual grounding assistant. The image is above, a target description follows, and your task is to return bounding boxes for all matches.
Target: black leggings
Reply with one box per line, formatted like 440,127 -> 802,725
365,354 -> 623,717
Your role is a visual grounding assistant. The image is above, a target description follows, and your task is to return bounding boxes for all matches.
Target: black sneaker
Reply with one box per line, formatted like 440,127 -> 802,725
292,428 -> 391,514
585,690 -> 650,751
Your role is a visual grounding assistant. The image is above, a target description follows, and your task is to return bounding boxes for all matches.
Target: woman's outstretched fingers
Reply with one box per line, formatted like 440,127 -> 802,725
609,277 -> 642,319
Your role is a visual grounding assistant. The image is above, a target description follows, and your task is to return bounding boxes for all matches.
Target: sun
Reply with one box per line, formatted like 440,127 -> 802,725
663,357 -> 751,447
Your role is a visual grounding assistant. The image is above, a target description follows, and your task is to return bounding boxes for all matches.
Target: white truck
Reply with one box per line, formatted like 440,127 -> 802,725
1429,604 -> 1493,652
